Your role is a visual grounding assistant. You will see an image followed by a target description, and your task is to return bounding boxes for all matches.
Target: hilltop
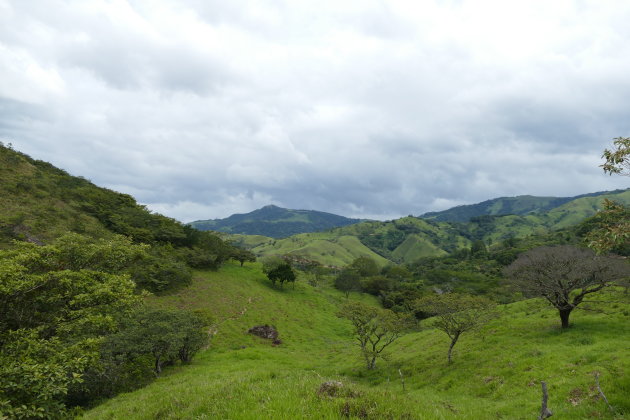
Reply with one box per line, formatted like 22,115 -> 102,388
189,205 -> 365,238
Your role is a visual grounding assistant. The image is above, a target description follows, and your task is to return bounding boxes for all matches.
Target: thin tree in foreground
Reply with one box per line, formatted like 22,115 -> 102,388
504,245 -> 630,328
416,293 -> 496,364
337,302 -> 409,369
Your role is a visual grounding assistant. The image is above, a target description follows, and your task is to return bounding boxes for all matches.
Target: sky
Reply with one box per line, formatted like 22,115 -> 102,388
1,0 -> 629,222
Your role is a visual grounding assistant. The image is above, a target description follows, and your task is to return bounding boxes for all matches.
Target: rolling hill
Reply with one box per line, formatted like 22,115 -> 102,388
231,190 -> 630,267
190,205 -> 365,238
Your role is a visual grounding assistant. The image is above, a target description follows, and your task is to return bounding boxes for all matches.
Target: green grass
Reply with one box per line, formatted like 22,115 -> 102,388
83,262 -> 630,419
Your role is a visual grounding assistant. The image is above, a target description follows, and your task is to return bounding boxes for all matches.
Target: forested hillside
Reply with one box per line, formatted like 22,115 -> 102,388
419,190 -> 627,222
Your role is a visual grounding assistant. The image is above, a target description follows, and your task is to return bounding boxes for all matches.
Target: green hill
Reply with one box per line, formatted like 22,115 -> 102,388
190,205 -> 365,238
83,262 -> 630,419
236,190 -> 630,267
420,190 -> 629,222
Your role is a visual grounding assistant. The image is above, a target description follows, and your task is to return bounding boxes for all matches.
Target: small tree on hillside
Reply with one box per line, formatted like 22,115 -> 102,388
416,293 -> 496,364
337,302 -> 410,369
504,245 -> 630,328
231,248 -> 256,266
334,268 -> 362,298
350,256 -> 380,277
266,263 -> 296,288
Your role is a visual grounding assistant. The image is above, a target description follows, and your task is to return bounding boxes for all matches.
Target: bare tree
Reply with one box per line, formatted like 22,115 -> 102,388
504,245 -> 630,328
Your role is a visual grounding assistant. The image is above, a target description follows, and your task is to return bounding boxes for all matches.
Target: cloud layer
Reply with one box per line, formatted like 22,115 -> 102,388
1,0 -> 629,221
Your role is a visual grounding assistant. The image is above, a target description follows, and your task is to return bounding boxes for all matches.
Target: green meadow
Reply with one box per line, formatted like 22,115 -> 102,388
84,262 -> 630,419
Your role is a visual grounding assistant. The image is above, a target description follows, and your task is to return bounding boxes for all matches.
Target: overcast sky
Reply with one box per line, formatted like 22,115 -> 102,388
1,0 -> 629,222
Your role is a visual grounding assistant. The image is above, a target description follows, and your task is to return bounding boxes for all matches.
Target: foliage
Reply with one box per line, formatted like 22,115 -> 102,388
582,199 -> 630,255
349,256 -> 380,277
504,245 -> 630,328
104,307 -> 209,375
601,136 -> 630,176
266,263 -> 297,288
334,268 -> 362,298
261,257 -> 297,288
416,293 -> 496,363
0,234 -> 143,417
230,248 -> 256,266
337,301 -> 410,369
0,144 -> 237,291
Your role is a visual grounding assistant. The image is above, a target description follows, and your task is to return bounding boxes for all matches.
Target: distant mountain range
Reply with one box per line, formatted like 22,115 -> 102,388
218,188 -> 630,267
419,191 -> 627,222
189,205 -> 366,238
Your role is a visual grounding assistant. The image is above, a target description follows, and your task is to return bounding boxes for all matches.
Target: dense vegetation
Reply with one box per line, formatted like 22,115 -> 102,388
190,204 -> 364,238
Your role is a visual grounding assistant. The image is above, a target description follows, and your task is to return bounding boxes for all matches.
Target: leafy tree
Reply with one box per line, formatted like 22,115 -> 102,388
583,138 -> 630,255
416,293 -> 496,363
231,248 -> 256,266
350,256 -> 380,277
265,262 -> 296,288
601,136 -> 630,176
337,302 -> 410,369
361,275 -> 395,296
334,268 -> 362,298
0,234 -> 143,417
105,307 -> 209,376
504,245 -> 630,328
583,199 -> 630,255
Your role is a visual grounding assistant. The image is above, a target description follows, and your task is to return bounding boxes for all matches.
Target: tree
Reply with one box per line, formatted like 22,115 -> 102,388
231,248 -> 256,267
416,293 -> 496,364
105,307 -> 209,376
584,199 -> 630,255
0,234 -> 144,417
337,302 -> 409,369
504,245 -> 630,328
586,138 -> 630,254
601,136 -> 630,176
350,256 -> 380,277
266,262 -> 296,288
334,268 -> 362,298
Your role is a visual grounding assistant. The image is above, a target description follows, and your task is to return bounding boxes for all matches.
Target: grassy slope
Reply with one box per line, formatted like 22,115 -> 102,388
84,262 -> 630,419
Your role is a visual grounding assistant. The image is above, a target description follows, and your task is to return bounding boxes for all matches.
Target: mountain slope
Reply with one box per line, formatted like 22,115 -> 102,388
190,205 -> 365,238
420,190 -> 628,222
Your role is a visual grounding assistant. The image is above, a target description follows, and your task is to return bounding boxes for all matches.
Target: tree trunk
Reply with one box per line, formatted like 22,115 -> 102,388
558,308 -> 572,329
368,356 -> 377,370
448,334 -> 460,364
154,355 -> 162,376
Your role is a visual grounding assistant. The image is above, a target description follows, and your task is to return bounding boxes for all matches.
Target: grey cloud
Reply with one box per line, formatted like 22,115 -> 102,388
1,0 -> 630,222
